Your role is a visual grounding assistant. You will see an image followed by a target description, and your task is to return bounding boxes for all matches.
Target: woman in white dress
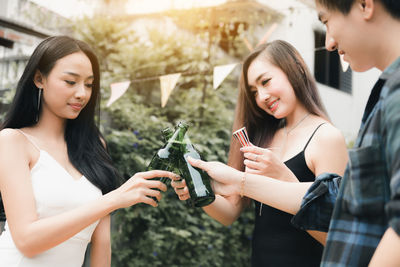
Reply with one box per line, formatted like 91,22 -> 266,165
0,36 -> 177,266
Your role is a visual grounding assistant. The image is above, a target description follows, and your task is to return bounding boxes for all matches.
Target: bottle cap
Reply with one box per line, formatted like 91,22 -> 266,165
177,121 -> 189,129
161,127 -> 173,136
161,127 -> 173,142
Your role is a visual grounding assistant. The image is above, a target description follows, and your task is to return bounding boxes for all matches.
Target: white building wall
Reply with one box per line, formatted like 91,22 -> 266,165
0,0 -> 68,90
256,0 -> 381,143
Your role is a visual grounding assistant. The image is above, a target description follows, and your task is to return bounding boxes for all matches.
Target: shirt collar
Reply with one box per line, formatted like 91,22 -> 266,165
380,56 -> 400,80
360,56 -> 400,127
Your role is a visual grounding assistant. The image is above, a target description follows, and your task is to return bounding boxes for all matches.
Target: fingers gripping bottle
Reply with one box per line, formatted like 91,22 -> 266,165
146,125 -> 185,202
178,130 -> 215,207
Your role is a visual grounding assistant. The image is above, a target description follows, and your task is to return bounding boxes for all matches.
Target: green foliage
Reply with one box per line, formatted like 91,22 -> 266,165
0,88 -> 15,121
111,195 -> 253,267
74,15 -> 254,266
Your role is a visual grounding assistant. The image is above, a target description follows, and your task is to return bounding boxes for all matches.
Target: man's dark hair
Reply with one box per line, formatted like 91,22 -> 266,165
317,0 -> 400,19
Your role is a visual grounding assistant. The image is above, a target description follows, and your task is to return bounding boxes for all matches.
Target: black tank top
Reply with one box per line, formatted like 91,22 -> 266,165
251,124 -> 325,267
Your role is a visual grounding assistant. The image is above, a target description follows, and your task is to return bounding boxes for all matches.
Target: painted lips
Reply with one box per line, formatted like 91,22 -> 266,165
268,99 -> 279,112
69,103 -> 83,111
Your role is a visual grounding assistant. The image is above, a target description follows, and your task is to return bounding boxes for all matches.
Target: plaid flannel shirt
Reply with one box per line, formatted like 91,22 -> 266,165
291,172 -> 341,232
292,57 -> 400,267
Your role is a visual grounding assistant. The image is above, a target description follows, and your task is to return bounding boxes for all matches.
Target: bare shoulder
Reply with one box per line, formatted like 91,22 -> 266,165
307,122 -> 348,158
0,128 -> 31,155
305,120 -> 347,158
313,123 -> 346,146
0,128 -> 25,144
306,122 -> 348,175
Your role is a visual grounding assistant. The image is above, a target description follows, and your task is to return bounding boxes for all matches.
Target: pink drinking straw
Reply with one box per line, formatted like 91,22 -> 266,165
232,127 -> 251,147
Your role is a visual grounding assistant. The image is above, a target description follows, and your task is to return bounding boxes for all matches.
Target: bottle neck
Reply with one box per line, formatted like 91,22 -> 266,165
161,128 -> 174,142
164,126 -> 188,150
183,135 -> 194,148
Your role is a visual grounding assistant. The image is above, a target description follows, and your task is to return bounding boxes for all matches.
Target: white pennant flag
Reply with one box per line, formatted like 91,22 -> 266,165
340,54 -> 350,72
256,23 -> 277,47
213,63 -> 238,90
160,73 -> 181,108
106,81 -> 131,107
242,37 -> 254,52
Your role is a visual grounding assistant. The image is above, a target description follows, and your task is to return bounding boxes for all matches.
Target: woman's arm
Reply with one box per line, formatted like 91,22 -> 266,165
90,215 -> 111,267
0,129 -> 177,258
308,231 -> 327,246
172,179 -> 248,226
203,195 -> 249,226
184,157 -> 311,215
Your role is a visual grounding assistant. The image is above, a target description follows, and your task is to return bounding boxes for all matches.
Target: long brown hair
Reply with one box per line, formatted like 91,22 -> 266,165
228,40 -> 328,170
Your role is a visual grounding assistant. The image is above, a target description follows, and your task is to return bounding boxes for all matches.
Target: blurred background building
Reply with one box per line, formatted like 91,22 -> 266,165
0,0 -> 381,141
0,0 -> 71,115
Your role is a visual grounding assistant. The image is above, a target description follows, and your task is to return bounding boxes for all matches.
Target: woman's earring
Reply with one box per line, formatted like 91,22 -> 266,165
36,88 -> 42,122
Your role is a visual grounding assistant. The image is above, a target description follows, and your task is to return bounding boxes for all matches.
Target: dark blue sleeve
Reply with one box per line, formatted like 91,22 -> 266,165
291,172 -> 342,232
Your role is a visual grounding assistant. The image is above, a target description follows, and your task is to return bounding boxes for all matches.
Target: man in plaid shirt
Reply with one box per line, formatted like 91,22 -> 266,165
295,0 -> 400,266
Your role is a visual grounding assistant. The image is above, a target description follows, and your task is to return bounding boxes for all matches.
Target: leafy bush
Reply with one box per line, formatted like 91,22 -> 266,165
105,96 -> 254,267
74,15 -> 254,266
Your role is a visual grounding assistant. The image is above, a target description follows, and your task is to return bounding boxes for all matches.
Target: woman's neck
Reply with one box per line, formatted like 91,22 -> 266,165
284,106 -> 310,130
34,111 -> 66,141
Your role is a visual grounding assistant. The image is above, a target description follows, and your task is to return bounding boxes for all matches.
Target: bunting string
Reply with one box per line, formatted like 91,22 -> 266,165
107,46 -> 329,107
112,46 -> 327,84
127,69 -> 213,83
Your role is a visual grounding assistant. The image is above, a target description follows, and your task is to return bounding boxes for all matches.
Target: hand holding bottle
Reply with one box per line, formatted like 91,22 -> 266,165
171,178 -> 190,201
170,152 -> 216,206
108,170 -> 179,209
149,121 -> 215,207
172,157 -> 242,198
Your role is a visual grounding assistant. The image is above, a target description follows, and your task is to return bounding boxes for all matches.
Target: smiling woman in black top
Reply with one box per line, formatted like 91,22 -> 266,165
171,40 -> 348,266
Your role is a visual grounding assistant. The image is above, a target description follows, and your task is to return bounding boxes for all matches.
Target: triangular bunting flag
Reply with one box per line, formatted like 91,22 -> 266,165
340,54 -> 350,72
106,81 -> 131,107
213,63 -> 238,90
256,23 -> 277,47
242,37 -> 254,52
160,73 -> 181,108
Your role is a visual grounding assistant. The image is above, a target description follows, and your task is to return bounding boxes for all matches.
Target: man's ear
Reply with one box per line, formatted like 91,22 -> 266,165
33,70 -> 44,89
358,0 -> 375,20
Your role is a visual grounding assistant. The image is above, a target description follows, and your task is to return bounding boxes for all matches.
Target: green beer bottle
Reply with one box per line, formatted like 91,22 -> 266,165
161,127 -> 174,143
147,123 -> 188,183
178,134 -> 215,207
146,124 -> 187,202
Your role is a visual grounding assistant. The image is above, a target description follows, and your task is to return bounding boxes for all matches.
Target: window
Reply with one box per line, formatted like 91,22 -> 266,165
314,30 -> 352,94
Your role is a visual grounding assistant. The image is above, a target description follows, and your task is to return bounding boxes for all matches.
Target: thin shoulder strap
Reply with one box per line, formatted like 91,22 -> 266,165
16,129 -> 41,151
303,123 -> 326,151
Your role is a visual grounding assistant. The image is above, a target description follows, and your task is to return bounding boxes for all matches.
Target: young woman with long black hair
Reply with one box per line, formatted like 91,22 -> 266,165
0,36 -> 177,266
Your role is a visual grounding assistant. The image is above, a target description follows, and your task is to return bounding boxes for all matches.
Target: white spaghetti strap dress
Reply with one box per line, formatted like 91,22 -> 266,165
0,130 -> 102,266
